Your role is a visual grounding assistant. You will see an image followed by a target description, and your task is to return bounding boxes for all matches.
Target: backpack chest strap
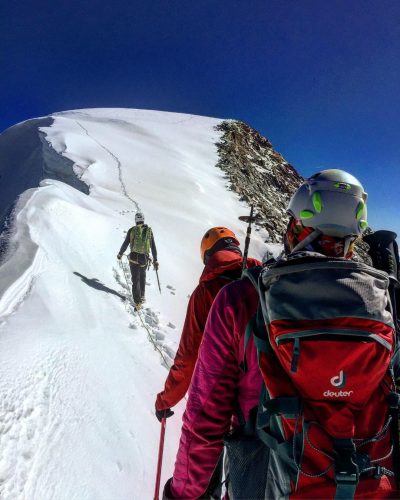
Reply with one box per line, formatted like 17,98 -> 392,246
333,439 -> 359,500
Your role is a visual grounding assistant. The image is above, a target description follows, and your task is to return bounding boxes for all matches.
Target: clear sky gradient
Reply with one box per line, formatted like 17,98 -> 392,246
1,0 -> 399,235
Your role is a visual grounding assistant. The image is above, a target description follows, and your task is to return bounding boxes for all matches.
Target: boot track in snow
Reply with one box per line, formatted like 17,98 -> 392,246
116,259 -> 173,369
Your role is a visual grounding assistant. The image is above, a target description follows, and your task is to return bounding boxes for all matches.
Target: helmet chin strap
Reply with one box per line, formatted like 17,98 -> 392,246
291,229 -> 322,253
343,236 -> 354,257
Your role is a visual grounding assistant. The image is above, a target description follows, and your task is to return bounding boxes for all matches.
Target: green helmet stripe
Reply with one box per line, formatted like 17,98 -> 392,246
300,210 -> 315,219
356,200 -> 365,220
334,182 -> 352,190
312,192 -> 323,213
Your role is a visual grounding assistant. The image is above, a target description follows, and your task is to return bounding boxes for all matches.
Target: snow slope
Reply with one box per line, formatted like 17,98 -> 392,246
0,108 -> 271,499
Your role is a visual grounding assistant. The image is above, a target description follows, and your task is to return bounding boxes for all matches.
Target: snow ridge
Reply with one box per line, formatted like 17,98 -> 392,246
0,108 -> 274,499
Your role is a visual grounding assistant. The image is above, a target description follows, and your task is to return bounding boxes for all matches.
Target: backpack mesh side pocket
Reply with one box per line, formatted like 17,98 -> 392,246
224,426 -> 269,500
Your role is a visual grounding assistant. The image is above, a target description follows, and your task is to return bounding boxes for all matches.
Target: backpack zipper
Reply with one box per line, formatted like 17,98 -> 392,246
291,337 -> 300,373
275,330 -> 391,350
275,329 -> 392,375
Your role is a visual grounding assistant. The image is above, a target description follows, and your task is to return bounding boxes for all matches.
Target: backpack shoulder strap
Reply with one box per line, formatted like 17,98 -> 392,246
241,304 -> 269,372
129,226 -> 137,243
241,266 -> 272,372
144,225 -> 152,250
242,266 -> 263,290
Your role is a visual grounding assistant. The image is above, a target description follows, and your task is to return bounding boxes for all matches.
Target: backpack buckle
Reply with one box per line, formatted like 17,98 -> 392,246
373,465 -> 383,479
334,440 -> 359,489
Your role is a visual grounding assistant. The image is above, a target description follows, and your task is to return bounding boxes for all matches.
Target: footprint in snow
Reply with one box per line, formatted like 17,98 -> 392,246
115,271 -> 175,368
163,346 -> 175,359
155,330 -> 165,341
143,308 -> 159,327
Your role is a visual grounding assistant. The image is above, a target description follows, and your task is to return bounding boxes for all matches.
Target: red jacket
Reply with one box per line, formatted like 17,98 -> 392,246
156,250 -> 260,411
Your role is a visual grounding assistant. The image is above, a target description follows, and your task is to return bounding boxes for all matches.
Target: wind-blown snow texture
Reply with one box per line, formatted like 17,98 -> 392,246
0,108 -> 276,500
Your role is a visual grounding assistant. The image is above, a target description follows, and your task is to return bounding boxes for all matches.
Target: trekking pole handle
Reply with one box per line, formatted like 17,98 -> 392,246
241,205 -> 254,273
153,417 -> 167,500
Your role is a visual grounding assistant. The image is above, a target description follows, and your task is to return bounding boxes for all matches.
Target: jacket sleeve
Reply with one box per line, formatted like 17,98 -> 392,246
118,228 -> 131,255
150,230 -> 157,261
156,285 -> 209,411
170,286 -> 240,499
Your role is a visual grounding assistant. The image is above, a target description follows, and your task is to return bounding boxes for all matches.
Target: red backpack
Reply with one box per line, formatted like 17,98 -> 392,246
245,252 -> 399,499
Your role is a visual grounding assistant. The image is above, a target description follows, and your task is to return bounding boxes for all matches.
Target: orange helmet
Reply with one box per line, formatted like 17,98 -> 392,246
200,227 -> 239,263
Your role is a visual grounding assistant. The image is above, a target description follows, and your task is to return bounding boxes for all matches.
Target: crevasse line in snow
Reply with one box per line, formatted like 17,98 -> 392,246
74,120 -> 140,211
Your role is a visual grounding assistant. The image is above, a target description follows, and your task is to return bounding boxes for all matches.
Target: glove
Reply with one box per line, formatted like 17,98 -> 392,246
162,478 -> 174,499
117,254 -> 122,260
154,261 -> 159,270
155,408 -> 174,422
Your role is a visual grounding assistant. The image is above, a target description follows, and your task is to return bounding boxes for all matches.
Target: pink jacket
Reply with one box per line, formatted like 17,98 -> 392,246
169,277 -> 262,499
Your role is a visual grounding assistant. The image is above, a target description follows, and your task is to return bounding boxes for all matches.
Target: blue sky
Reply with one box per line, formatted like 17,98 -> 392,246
1,0 -> 399,236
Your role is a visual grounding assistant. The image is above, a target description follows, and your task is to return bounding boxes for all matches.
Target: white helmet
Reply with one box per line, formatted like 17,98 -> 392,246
288,169 -> 368,239
135,212 -> 144,223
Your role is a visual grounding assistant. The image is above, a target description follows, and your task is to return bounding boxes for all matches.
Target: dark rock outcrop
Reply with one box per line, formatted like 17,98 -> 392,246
215,120 -> 370,262
215,120 -> 303,242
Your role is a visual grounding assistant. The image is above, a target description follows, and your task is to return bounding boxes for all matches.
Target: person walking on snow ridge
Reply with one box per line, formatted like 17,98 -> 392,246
117,212 -> 158,308
155,227 -> 261,497
162,169 -> 400,499
155,226 -> 261,417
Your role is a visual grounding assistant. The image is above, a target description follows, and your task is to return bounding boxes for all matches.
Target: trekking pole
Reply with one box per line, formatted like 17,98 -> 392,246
239,205 -> 258,274
155,267 -> 161,294
153,417 -> 167,500
363,230 -> 400,490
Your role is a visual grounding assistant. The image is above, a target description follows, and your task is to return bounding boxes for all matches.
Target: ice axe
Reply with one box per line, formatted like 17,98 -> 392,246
155,266 -> 162,294
149,257 -> 162,294
239,205 -> 259,274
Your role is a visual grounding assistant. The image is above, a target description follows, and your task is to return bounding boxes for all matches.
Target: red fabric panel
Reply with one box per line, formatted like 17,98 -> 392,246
260,314 -> 397,498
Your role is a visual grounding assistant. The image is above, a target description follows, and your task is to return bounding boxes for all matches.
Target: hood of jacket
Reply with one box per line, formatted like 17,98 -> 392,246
199,249 -> 260,283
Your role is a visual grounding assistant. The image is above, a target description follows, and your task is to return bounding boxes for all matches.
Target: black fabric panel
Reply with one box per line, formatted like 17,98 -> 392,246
224,428 -> 270,499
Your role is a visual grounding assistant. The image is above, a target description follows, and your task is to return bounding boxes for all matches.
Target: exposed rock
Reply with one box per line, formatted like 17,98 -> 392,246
215,120 -> 302,243
215,120 -> 371,263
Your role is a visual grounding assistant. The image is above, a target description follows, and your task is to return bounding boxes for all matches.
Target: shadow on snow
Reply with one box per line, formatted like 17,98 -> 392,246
73,272 -> 126,301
